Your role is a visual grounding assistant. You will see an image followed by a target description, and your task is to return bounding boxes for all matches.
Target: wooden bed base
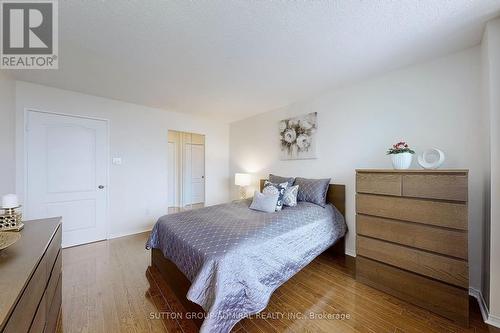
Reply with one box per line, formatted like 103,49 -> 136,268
149,181 -> 347,329
150,240 -> 346,329
150,248 -> 205,328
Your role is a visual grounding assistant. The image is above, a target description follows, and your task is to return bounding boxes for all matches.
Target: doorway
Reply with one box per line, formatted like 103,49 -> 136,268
167,130 -> 205,212
25,110 -> 108,248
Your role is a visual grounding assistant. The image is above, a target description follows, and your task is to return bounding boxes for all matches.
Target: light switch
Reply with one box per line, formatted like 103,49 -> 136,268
112,157 -> 122,165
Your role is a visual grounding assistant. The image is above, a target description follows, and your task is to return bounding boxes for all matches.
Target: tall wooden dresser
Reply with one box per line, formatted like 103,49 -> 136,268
355,169 -> 469,325
0,217 -> 62,333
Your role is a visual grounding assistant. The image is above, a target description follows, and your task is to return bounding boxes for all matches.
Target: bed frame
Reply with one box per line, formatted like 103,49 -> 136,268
149,180 -> 346,328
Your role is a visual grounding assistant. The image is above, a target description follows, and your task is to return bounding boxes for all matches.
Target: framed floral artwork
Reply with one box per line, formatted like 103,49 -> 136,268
279,112 -> 317,160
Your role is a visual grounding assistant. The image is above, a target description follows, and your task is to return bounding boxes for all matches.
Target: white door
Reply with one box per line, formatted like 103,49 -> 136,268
25,111 -> 108,248
191,144 -> 205,204
168,142 -> 176,207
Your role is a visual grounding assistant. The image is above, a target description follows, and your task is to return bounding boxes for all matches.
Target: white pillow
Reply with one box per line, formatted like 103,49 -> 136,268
283,185 -> 299,207
262,180 -> 288,211
249,191 -> 279,213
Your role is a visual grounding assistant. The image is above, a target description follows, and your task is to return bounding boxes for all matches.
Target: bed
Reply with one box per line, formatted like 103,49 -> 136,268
146,179 -> 346,333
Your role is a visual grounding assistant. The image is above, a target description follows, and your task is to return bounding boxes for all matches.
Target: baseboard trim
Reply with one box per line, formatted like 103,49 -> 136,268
469,288 -> 489,322
108,228 -> 152,240
345,248 -> 356,257
488,313 -> 500,328
469,287 -> 500,328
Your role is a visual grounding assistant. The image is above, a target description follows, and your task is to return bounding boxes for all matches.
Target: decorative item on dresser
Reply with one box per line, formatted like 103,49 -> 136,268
386,141 -> 415,169
355,169 -> 469,326
0,232 -> 21,251
0,217 -> 62,333
418,148 -> 446,169
0,194 -> 24,231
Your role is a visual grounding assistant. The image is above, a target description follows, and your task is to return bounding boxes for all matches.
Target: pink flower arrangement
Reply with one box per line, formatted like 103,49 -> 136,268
387,141 -> 415,155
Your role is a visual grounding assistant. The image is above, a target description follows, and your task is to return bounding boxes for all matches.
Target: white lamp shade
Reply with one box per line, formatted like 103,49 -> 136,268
235,173 -> 251,186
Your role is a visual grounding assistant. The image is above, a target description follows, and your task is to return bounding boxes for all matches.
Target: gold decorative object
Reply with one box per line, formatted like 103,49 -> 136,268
0,232 -> 21,250
0,206 -> 24,231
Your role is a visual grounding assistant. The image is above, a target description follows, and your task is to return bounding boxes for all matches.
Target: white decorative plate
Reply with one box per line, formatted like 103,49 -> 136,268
0,232 -> 21,251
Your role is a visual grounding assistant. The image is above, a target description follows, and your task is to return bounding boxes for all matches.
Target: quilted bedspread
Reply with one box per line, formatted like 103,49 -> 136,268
146,199 -> 346,333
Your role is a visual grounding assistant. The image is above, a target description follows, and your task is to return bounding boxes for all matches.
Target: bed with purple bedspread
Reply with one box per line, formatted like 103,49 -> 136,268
146,199 -> 346,333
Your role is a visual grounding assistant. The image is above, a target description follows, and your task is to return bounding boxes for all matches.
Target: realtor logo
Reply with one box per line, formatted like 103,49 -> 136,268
1,0 -> 58,69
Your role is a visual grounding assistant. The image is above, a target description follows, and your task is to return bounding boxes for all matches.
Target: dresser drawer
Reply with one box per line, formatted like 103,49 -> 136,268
0,218 -> 62,332
46,250 -> 61,310
356,256 -> 469,326
357,236 -> 468,287
45,274 -> 62,333
3,254 -> 48,333
356,173 -> 401,196
45,226 -> 61,282
356,215 -> 467,259
28,293 -> 46,333
356,194 -> 467,230
402,174 -> 467,201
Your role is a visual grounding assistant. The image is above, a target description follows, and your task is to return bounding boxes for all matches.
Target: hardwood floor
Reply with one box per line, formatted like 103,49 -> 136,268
57,232 -> 499,333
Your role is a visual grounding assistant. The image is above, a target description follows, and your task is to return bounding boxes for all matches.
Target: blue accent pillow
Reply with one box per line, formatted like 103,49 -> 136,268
249,191 -> 279,213
283,184 -> 299,207
262,180 -> 288,211
269,174 -> 295,188
294,177 -> 331,207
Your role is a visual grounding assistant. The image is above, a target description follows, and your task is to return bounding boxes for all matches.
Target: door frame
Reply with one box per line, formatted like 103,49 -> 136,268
167,141 -> 180,207
167,130 -> 206,208
20,108 -> 110,241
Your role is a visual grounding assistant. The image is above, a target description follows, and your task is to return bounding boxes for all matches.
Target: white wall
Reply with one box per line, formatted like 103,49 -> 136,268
229,47 -> 486,290
15,81 -> 229,238
0,72 -> 16,194
481,21 -> 492,312
482,18 -> 500,324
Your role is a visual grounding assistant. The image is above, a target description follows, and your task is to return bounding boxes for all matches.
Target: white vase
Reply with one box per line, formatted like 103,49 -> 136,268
391,152 -> 413,169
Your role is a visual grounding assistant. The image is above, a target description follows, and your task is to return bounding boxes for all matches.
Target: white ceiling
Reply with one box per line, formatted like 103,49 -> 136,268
8,0 -> 500,122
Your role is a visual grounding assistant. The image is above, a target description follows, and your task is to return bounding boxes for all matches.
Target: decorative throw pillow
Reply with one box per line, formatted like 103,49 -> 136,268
269,174 -> 295,188
262,180 -> 288,211
294,177 -> 331,207
249,191 -> 279,213
283,185 -> 299,207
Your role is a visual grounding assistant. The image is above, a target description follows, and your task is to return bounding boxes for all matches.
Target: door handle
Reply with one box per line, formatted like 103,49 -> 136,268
98,185 -> 105,189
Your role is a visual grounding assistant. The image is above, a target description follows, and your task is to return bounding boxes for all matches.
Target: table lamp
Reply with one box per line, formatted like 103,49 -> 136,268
235,173 -> 251,199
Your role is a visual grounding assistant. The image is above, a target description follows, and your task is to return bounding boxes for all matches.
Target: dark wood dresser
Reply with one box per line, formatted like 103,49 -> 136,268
355,169 -> 469,325
0,217 -> 62,333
